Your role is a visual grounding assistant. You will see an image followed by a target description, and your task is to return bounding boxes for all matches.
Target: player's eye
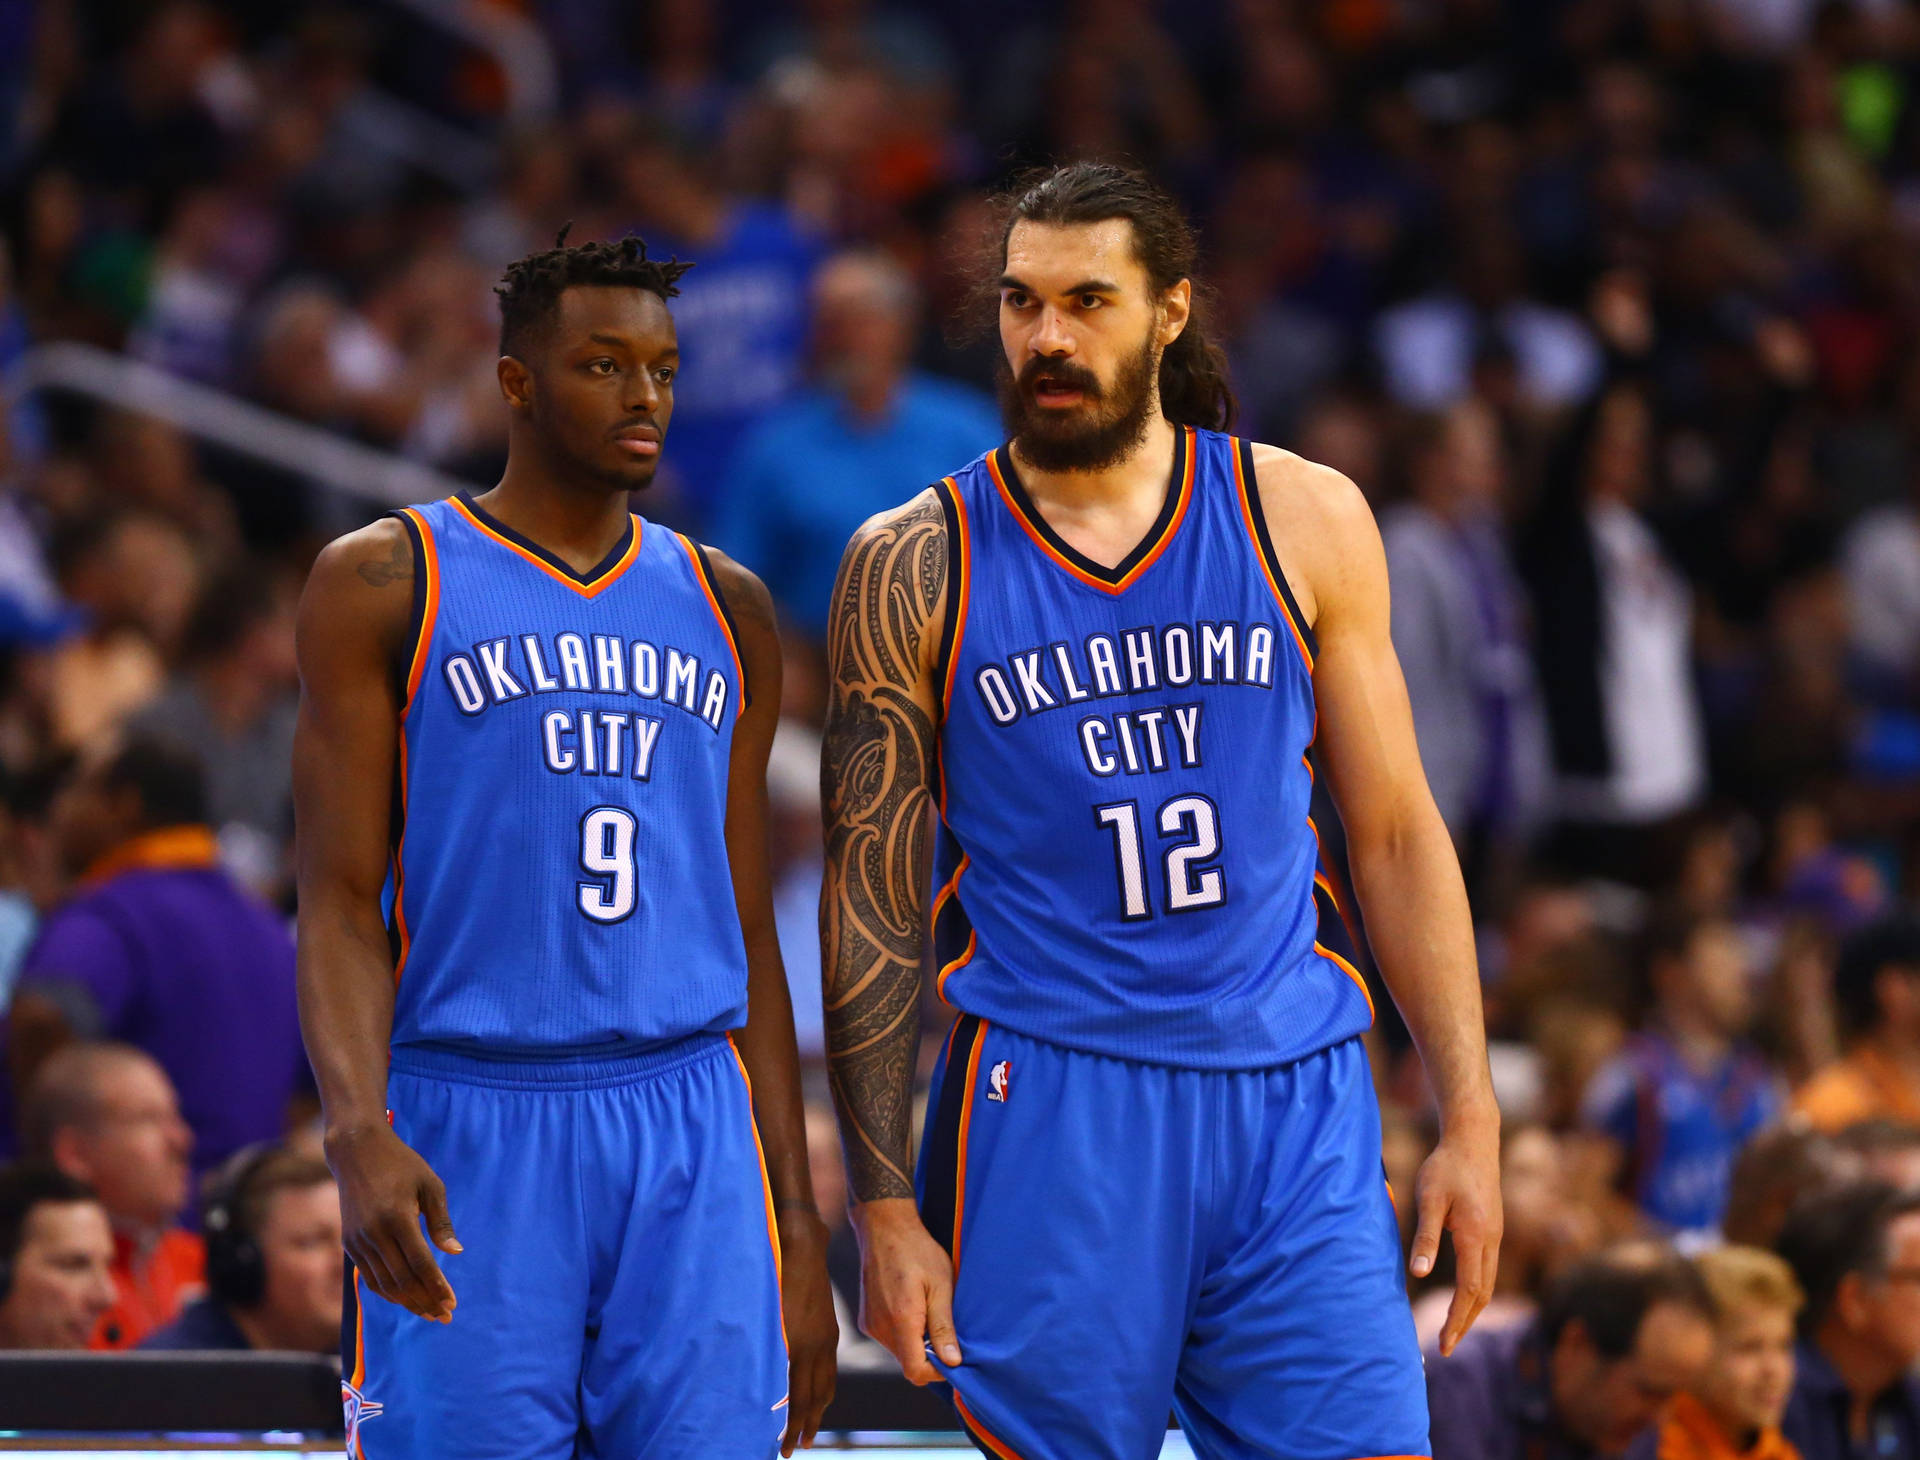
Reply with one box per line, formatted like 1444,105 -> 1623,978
588,358 -> 618,375
1079,294 -> 1104,310
1003,290 -> 1031,310
655,366 -> 675,385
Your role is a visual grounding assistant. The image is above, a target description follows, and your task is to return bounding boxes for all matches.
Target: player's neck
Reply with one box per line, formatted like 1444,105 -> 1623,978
477,459 -> 635,577
1010,412 -> 1177,516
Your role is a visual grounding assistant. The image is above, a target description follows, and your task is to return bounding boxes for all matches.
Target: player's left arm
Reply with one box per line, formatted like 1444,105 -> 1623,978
708,548 -> 839,1455
1254,445 -> 1503,1359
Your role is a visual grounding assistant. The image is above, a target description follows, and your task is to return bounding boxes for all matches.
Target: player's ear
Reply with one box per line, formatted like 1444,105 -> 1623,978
498,355 -> 533,410
1158,279 -> 1191,348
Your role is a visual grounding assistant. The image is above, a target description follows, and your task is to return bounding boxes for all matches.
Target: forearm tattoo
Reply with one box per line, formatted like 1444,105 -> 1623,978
820,494 -> 946,1203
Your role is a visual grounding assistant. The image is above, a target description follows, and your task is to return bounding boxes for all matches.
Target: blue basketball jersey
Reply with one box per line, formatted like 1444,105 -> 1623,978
930,427 -> 1373,1068
386,494 -> 748,1057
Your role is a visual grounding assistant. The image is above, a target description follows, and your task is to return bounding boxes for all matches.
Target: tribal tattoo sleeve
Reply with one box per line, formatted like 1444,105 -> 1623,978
820,492 -> 947,1203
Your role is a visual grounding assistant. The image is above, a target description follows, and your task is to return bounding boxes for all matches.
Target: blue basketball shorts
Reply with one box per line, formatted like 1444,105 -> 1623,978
341,1033 -> 787,1460
915,1020 -> 1429,1460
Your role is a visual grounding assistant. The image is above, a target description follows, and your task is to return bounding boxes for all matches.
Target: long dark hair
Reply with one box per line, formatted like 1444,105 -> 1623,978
992,162 -> 1235,431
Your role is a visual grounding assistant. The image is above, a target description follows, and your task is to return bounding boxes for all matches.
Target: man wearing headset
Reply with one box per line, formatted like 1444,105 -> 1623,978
141,1144 -> 341,1354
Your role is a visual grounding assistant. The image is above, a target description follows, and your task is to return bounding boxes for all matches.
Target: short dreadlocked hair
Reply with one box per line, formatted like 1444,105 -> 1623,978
495,227 -> 693,359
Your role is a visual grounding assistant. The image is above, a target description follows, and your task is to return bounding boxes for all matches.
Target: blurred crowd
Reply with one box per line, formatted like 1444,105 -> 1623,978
4,0 -> 1920,1451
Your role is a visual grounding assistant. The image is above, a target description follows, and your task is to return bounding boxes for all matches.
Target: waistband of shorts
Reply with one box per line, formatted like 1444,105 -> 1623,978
388,1031 -> 732,1090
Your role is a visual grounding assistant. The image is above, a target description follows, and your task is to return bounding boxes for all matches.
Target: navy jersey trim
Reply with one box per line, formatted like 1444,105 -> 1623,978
1234,437 -> 1318,663
932,479 -> 965,723
920,1013 -> 986,1258
988,425 -> 1191,587
453,491 -> 636,588
388,508 -> 428,708
689,539 -> 752,711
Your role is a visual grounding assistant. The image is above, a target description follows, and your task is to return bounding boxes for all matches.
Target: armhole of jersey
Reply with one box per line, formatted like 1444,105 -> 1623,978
931,478 -> 968,722
390,508 -> 438,718
687,537 -> 751,712
1234,437 -> 1317,669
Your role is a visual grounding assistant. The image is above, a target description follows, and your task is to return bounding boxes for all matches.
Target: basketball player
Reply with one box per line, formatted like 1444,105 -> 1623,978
296,234 -> 836,1459
822,163 -> 1502,1458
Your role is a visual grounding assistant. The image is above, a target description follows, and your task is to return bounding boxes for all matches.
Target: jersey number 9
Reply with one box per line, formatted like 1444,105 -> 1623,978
578,806 -> 638,923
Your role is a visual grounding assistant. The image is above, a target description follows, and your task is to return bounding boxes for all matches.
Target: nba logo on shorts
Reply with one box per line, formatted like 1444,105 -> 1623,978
988,1060 -> 1010,1103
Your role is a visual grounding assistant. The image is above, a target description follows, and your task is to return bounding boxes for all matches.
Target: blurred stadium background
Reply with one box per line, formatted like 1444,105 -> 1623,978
9,0 -> 1920,1448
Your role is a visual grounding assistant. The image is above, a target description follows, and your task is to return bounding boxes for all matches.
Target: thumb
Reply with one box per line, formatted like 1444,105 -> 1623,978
1408,1191 -> 1448,1280
925,1276 -> 962,1368
420,1173 -> 463,1254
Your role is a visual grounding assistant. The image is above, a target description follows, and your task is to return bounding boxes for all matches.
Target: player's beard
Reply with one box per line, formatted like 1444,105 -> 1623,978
999,326 -> 1160,474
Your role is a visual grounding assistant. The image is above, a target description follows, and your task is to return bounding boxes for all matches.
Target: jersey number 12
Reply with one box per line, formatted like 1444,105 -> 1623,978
1094,794 -> 1225,921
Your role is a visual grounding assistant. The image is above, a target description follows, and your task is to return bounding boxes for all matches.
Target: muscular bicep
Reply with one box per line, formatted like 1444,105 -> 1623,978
293,524 -> 411,914
1271,464 -> 1435,846
820,493 -> 946,948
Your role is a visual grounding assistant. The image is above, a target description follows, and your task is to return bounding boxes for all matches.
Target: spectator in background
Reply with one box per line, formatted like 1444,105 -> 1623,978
1640,1246 -> 1802,1460
1581,910 -> 1781,1241
1374,224 -> 1602,412
141,1144 -> 339,1354
1427,1245 -> 1718,1460
1723,1129 -> 1853,1251
21,1043 -> 199,1349
615,120 -> 823,520
0,1163 -> 115,1350
129,560 -> 298,893
1522,382 -> 1708,886
1841,446 -> 1920,703
44,511 -> 198,750
1796,917 -> 1920,1133
1382,399 -> 1549,903
715,250 -> 999,641
8,738 -> 303,1175
1777,1181 -> 1920,1458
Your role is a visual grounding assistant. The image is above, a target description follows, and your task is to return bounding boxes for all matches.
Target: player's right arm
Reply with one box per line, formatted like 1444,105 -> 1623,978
294,518 -> 459,1325
820,489 -> 963,1385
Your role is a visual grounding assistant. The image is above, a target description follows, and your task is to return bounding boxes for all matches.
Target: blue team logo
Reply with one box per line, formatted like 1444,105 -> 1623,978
988,1060 -> 1010,1103
343,1381 -> 384,1448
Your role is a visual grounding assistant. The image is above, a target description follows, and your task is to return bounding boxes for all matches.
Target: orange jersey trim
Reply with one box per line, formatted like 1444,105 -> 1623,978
1307,813 -> 1374,1022
1230,440 -> 1314,673
395,507 -> 440,718
727,1037 -> 786,1300
390,730 -> 414,987
675,533 -> 747,719
949,1020 -> 988,1276
448,496 -> 642,599
983,428 -> 1196,595
952,1390 -> 1028,1460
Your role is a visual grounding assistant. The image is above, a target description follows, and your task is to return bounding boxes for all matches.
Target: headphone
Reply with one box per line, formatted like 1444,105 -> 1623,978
202,1143 -> 282,1310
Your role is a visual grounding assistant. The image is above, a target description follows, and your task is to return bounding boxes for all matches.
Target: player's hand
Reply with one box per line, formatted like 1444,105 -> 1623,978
1409,1116 -> 1503,1359
775,1207 -> 838,1454
325,1121 -> 461,1323
850,1197 -> 960,1385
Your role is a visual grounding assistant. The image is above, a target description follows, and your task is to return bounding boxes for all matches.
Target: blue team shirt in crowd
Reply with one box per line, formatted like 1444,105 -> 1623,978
1581,1029 -> 1780,1236
714,375 -> 1001,638
643,202 -> 824,513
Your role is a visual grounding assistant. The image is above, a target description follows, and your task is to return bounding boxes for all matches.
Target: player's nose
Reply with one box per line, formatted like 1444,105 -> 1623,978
1029,305 -> 1076,357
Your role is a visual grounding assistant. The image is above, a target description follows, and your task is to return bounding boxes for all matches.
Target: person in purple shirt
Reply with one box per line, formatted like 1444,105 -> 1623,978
7,739 -> 304,1176
1427,1245 -> 1717,1460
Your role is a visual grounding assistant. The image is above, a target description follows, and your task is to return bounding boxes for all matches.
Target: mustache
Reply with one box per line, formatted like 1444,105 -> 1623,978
1017,358 -> 1102,397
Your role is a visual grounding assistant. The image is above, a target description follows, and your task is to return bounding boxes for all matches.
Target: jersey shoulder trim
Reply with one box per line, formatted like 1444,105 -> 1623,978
931,478 -> 969,721
447,492 -> 642,599
1231,437 -> 1316,671
390,507 -> 440,719
676,532 -> 749,716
